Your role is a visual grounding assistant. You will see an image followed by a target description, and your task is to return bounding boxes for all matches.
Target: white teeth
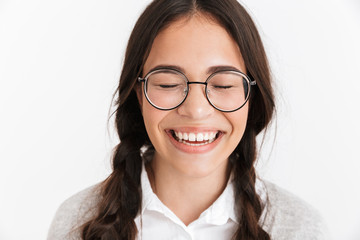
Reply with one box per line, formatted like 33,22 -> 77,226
204,133 -> 209,141
196,133 -> 204,141
189,133 -> 196,141
173,130 -> 218,143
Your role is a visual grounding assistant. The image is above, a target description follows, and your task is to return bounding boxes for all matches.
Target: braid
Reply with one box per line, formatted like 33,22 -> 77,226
81,92 -> 147,240
232,128 -> 270,240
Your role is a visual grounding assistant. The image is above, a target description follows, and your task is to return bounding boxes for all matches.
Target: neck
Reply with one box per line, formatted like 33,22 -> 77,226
146,158 -> 230,226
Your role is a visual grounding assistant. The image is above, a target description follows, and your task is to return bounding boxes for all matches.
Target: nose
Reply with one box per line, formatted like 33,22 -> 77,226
177,83 -> 215,119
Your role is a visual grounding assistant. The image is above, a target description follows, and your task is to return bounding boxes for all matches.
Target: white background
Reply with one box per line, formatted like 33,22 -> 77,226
0,0 -> 359,239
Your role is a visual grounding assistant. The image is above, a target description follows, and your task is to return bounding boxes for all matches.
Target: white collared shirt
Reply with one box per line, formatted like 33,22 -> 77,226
134,165 -> 239,240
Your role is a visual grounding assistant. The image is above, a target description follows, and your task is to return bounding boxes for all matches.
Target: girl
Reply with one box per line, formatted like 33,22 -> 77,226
48,0 -> 328,239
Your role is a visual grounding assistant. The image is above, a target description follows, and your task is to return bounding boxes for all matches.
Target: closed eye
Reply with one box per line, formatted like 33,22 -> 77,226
213,85 -> 233,89
159,84 -> 179,88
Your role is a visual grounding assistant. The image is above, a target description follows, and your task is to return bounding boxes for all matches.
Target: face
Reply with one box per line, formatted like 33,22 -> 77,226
137,15 -> 249,178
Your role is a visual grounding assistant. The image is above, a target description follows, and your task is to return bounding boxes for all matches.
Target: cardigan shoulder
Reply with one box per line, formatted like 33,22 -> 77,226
47,184 -> 101,240
261,180 -> 330,240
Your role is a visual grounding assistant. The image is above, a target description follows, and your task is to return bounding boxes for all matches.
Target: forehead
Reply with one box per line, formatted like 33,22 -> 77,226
143,14 -> 246,75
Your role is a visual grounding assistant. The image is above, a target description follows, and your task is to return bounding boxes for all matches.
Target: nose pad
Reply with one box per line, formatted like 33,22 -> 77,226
177,84 -> 214,119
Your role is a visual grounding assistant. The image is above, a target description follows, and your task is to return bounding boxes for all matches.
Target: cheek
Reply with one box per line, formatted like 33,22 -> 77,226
142,104 -> 157,133
228,106 -> 249,138
141,100 -> 167,144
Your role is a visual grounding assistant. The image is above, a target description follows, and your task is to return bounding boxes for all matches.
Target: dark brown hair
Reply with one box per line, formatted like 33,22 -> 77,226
82,0 -> 275,239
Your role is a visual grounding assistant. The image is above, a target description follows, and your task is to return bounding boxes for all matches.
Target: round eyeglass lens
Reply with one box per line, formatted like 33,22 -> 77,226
206,71 -> 250,111
145,69 -> 188,110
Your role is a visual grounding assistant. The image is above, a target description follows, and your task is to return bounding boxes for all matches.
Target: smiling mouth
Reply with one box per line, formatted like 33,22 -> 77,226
169,130 -> 221,146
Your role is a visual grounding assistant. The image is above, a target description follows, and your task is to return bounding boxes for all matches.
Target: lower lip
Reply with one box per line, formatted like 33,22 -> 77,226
166,131 -> 223,154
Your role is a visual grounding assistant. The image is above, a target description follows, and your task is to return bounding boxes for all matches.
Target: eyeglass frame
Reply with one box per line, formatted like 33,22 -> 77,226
137,67 -> 256,113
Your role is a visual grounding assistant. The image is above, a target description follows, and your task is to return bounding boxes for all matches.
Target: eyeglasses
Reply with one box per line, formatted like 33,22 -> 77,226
138,68 -> 256,112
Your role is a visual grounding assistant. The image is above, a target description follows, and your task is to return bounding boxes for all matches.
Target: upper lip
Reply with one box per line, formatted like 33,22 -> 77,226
165,127 -> 224,133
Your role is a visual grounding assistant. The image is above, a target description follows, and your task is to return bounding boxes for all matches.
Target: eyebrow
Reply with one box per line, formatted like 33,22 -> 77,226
147,64 -> 243,75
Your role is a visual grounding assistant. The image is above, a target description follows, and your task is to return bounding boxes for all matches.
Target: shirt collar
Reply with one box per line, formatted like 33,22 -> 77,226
139,161 -> 239,225
140,162 -> 155,214
199,174 -> 238,225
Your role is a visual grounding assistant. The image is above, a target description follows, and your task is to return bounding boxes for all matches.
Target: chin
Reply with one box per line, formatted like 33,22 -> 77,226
173,156 -> 229,179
